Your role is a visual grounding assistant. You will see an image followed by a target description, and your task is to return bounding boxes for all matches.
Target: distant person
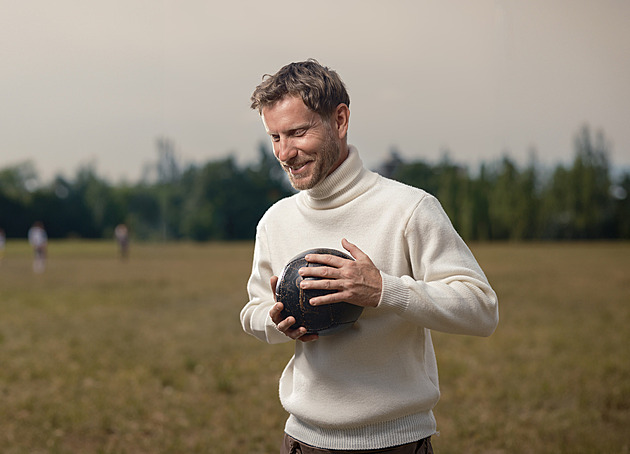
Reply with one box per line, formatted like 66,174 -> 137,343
114,223 -> 129,260
28,221 -> 48,273
241,60 -> 499,453
0,228 -> 5,264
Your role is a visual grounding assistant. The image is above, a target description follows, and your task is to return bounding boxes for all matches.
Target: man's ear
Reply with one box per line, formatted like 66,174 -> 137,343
333,103 -> 350,140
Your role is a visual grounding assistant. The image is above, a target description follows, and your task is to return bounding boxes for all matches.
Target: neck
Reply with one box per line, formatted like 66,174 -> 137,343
302,145 -> 378,210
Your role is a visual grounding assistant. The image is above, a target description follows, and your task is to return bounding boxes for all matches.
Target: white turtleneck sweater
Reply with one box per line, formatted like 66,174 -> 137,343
241,146 -> 498,450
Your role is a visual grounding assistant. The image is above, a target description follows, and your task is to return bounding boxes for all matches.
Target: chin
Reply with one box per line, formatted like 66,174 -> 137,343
289,178 -> 315,191
288,172 -> 318,190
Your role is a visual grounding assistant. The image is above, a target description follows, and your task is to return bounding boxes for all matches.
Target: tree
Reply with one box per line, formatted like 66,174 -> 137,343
0,161 -> 39,203
571,126 -> 613,238
611,172 -> 630,238
0,125 -> 625,241
540,125 -> 613,239
488,156 -> 521,240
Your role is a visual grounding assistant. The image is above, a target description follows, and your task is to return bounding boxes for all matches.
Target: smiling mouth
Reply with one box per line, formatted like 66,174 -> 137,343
284,161 -> 311,176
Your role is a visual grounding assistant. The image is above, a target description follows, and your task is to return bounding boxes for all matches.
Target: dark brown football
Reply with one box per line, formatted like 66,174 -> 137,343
275,248 -> 364,336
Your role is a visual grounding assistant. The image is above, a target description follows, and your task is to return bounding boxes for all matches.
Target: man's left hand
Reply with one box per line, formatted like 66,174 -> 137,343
298,238 -> 382,308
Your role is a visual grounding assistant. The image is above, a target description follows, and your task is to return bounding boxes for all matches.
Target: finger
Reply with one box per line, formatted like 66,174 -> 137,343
304,253 -> 349,268
277,316 -> 299,332
341,238 -> 369,261
269,302 -> 285,324
299,265 -> 340,280
300,275 -> 341,291
308,291 -> 348,306
284,325 -> 313,341
270,275 -> 279,297
269,304 -> 314,340
297,333 -> 319,342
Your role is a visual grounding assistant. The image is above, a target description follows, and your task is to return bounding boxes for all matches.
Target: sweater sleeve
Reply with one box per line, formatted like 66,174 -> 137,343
378,194 -> 499,336
240,222 -> 291,344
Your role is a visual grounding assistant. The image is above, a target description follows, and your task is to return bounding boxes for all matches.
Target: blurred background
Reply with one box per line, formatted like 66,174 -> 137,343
1,0 -> 629,241
1,3 -> 629,452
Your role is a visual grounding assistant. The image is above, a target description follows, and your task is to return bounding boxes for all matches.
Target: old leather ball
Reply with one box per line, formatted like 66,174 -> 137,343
275,248 -> 364,336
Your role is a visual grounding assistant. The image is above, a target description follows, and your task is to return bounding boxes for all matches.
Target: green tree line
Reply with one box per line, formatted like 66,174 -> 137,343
1,126 -> 628,242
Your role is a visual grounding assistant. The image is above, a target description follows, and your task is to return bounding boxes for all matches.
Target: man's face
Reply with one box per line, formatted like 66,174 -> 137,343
261,96 -> 345,190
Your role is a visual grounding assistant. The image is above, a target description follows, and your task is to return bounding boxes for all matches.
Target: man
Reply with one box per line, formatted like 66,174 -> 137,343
114,223 -> 130,260
241,59 -> 499,453
0,228 -> 5,263
28,221 -> 48,273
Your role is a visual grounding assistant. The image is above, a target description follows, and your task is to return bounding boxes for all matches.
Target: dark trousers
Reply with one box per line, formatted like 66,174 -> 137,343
281,434 -> 433,454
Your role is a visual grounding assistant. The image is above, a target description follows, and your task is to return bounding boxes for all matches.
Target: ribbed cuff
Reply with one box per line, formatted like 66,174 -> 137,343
378,272 -> 410,314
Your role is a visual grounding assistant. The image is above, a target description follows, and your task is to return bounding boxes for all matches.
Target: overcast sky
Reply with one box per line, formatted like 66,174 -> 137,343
2,0 -> 629,183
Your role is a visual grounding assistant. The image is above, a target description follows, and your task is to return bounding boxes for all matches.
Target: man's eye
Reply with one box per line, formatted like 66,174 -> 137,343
294,129 -> 306,136
271,135 -> 280,142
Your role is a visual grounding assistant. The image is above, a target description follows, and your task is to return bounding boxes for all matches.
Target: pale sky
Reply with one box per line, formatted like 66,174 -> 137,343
2,0 -> 629,184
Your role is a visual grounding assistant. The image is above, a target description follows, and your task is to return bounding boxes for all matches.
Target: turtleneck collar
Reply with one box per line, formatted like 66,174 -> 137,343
299,145 -> 379,210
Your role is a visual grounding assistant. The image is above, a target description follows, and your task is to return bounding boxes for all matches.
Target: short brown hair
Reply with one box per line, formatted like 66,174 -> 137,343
250,59 -> 350,118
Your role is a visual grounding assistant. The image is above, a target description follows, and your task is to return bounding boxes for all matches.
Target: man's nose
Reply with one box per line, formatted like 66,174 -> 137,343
274,137 -> 298,162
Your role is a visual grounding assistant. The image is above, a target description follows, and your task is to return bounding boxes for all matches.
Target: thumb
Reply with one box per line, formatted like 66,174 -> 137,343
270,275 -> 279,297
341,238 -> 367,261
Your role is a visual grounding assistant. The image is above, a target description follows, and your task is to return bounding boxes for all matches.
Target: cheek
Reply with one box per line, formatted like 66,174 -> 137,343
296,136 -> 323,155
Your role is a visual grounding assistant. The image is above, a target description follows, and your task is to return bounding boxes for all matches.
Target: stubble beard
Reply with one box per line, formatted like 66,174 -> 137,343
284,128 -> 340,191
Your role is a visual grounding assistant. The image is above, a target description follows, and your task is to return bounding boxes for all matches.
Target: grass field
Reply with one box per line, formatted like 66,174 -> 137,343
0,240 -> 628,453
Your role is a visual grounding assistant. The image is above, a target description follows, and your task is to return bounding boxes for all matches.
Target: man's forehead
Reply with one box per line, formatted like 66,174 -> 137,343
261,95 -> 308,115
260,96 -> 318,131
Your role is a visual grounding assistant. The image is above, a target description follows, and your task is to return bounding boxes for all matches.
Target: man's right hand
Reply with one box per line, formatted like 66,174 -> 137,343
269,275 -> 319,342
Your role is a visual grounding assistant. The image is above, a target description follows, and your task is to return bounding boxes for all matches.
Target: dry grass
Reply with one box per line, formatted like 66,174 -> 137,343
432,242 -> 630,453
0,241 -> 628,453
0,241 -> 291,453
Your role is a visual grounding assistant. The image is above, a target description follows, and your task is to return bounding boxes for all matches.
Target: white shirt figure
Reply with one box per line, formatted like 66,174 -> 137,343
28,222 -> 48,273
0,229 -> 5,263
114,224 -> 129,259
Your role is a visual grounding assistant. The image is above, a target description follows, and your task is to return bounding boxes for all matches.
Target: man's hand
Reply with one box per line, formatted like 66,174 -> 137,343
269,275 -> 319,342
298,238 -> 382,308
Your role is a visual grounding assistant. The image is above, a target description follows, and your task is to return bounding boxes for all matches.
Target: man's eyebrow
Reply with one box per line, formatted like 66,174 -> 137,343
287,124 -> 311,134
269,123 -> 312,136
